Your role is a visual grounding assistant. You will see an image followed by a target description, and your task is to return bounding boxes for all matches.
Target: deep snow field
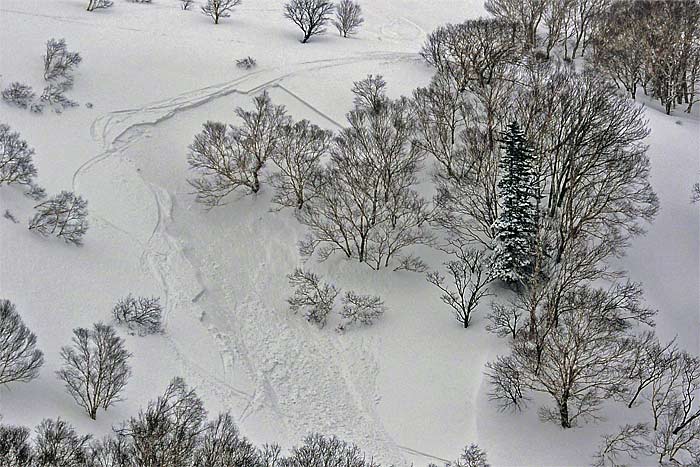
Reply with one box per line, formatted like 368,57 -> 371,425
0,0 -> 698,465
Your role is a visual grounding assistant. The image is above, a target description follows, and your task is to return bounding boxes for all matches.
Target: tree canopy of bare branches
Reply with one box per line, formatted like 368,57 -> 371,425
0,299 -> 44,387
284,0 -> 335,43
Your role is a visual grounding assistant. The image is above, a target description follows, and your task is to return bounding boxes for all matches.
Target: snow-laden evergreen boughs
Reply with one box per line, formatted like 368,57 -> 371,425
0,299 -> 44,386
28,191 -> 88,245
491,121 -> 538,285
287,268 -> 339,327
57,323 -> 131,420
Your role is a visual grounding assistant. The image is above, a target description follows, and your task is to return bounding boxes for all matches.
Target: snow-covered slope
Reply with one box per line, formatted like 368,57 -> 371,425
0,1 -> 697,465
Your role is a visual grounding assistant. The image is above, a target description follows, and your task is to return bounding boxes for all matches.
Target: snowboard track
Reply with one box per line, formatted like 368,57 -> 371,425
71,53 -> 446,465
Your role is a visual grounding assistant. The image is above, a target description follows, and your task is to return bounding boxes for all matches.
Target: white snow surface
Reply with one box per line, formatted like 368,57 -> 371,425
0,1 -> 698,466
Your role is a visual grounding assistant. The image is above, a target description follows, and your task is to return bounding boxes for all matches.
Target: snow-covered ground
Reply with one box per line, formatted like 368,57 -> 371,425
0,1 -> 698,465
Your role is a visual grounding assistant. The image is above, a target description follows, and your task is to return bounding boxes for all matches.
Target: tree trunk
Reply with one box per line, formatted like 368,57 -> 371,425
559,395 -> 571,428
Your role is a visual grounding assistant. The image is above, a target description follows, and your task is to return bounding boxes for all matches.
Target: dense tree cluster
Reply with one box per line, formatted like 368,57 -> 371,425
590,0 -> 700,114
0,376 -> 418,467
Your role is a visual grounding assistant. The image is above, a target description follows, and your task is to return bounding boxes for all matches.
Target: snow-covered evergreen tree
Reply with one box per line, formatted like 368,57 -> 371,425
491,121 -> 537,284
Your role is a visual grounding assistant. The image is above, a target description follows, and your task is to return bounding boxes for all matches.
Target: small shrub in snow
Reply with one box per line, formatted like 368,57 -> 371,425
3,210 -> 18,223
34,418 -> 91,467
333,0 -> 363,37
86,0 -> 113,11
0,124 -> 44,199
338,291 -> 385,328
0,424 -> 32,466
181,0 -> 194,10
28,191 -> 88,245
113,295 -> 164,335
40,83 -> 78,112
1,82 -> 35,109
287,268 -> 338,327
57,323 -> 131,420
0,299 -> 44,386
43,38 -> 82,83
201,0 -> 242,24
284,0 -> 335,43
236,56 -> 257,69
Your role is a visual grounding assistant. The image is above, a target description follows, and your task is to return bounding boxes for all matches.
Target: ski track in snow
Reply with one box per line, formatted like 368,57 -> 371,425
71,53 -> 426,465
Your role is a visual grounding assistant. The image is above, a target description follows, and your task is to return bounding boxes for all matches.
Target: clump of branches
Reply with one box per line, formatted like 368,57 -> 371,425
40,82 -> 78,112
87,0 -> 113,11
43,38 -> 82,83
28,191 -> 88,245
0,124 -> 45,199
426,242 -> 493,328
113,295 -> 164,335
287,268 -> 339,327
57,323 -> 131,420
0,299 -> 44,387
187,92 -> 289,206
333,0 -> 364,37
236,56 -> 257,69
284,0 -> 335,43
1,83 -> 35,109
338,291 -> 385,329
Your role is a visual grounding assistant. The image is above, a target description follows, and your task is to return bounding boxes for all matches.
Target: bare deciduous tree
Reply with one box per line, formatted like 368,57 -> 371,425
0,424 -> 32,466
116,377 -> 207,467
592,423 -> 651,467
188,92 -> 289,206
269,119 -> 332,209
285,433 -> 380,467
0,124 -> 44,199
297,76 -> 433,270
487,282 -> 655,428
44,39 -> 82,83
287,268 -> 339,327
284,0 -> 335,43
57,323 -> 131,420
0,299 -> 44,386
426,243 -> 492,328
484,0 -> 547,49
113,295 -> 163,335
338,291 -> 385,328
34,418 -> 91,467
333,0 -> 363,37
29,191 -> 88,245
193,412 -> 258,467
201,0 -> 242,24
